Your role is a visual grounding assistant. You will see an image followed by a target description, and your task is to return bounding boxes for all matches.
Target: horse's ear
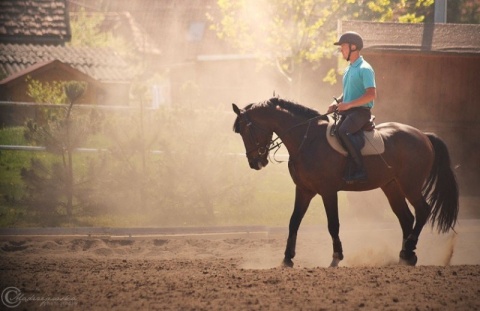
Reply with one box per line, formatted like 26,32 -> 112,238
232,103 -> 241,115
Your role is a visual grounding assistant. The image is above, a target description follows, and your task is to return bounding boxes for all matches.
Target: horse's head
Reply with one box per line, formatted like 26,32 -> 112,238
232,103 -> 273,170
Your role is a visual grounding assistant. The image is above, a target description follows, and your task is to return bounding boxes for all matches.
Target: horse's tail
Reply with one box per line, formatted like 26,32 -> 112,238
423,133 -> 459,233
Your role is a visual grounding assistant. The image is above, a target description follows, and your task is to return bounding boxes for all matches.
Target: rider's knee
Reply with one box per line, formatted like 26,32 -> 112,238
337,127 -> 350,139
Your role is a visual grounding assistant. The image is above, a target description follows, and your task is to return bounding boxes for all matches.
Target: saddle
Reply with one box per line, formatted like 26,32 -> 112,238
362,115 -> 376,132
326,115 -> 385,156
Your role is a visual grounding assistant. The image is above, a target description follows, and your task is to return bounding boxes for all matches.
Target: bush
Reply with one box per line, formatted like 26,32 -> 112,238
0,105 -> 330,227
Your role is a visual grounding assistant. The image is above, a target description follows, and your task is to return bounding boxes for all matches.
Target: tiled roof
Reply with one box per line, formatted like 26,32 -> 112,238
340,21 -> 480,55
0,0 -> 71,45
0,59 -> 101,86
0,43 -> 130,82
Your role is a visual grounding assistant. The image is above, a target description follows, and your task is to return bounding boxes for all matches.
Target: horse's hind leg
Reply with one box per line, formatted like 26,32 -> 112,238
395,176 -> 432,266
402,194 -> 431,265
381,180 -> 417,265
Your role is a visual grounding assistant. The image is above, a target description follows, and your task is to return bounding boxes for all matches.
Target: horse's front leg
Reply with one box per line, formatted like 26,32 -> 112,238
283,186 -> 315,267
322,193 -> 344,267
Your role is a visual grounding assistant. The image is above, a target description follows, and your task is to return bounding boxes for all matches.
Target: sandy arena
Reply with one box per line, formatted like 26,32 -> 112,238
1,222 -> 479,310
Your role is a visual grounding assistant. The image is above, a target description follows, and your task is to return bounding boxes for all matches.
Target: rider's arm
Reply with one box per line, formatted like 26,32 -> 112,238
337,88 -> 376,112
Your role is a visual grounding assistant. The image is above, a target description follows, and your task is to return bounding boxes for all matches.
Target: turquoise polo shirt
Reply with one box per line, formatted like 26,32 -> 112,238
342,56 -> 376,108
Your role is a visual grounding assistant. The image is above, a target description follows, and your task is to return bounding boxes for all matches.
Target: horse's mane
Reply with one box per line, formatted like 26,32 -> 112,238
233,98 -> 326,133
268,97 -> 324,120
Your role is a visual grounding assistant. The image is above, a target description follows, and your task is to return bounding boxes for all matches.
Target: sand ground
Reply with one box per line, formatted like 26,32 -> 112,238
1,222 -> 479,310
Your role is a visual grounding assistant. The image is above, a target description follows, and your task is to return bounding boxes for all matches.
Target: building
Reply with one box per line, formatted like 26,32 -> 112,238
338,20 -> 480,195
0,0 -> 131,107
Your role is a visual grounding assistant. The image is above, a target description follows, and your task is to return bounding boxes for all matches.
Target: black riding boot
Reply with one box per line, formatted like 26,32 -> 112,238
340,132 -> 367,184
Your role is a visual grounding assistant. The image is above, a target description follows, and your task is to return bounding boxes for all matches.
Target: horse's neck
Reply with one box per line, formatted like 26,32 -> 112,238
273,114 -> 315,156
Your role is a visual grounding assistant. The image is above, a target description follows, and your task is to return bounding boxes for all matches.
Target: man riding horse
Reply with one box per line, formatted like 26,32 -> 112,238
326,32 -> 376,184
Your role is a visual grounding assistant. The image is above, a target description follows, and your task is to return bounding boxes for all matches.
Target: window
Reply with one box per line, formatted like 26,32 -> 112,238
187,22 -> 205,42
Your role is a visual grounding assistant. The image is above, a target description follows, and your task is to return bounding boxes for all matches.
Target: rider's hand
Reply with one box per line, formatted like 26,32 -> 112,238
336,102 -> 351,112
327,102 -> 338,114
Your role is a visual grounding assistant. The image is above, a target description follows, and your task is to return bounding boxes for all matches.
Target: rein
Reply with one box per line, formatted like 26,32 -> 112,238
271,116 -> 322,163
248,114 -> 324,164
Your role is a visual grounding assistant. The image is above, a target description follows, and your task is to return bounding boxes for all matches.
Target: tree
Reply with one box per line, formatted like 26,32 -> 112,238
209,0 -> 342,84
63,82 -> 88,218
447,0 -> 480,24
22,80 -> 100,224
69,7 -> 121,48
208,0 -> 434,94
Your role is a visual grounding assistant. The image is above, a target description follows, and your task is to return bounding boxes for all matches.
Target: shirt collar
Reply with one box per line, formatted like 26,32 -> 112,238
350,56 -> 364,67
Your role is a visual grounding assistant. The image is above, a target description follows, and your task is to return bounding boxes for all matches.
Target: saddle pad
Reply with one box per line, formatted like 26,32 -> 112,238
326,116 -> 385,156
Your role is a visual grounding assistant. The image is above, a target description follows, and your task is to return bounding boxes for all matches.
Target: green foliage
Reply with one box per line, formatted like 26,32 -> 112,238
20,159 -> 66,224
323,68 -> 338,85
340,0 -> 434,22
68,7 -> 136,72
0,129 -> 31,205
209,0 -> 342,81
81,106 -> 257,227
0,149 -> 27,211
26,76 -> 67,104
0,129 -> 30,214
25,77 -> 84,125
24,104 -> 96,155
20,79 -> 100,224
208,0 -> 435,88
448,0 -> 480,24
0,127 -> 27,145
69,8 -> 118,48
0,150 -> 59,226
64,81 -> 87,104
0,107 -> 358,227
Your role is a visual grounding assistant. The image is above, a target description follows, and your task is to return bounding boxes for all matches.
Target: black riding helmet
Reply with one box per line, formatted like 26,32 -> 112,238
334,31 -> 363,61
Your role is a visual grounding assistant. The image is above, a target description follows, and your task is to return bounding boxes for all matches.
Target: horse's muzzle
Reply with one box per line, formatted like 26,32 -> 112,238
249,157 -> 269,170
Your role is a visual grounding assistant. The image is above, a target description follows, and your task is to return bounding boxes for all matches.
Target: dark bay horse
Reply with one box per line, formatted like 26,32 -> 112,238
232,97 -> 459,267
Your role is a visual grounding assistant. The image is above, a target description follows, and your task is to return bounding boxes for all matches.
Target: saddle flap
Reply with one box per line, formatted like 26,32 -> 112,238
326,115 -> 385,156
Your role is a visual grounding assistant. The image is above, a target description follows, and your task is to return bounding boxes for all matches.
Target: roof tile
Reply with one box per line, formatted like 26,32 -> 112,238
0,43 -> 130,82
0,0 -> 71,45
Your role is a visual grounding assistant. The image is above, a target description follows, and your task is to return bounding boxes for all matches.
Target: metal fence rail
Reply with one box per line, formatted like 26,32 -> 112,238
0,145 -> 289,160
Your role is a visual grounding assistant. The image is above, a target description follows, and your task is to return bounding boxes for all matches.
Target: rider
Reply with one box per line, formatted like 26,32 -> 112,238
327,31 -> 376,184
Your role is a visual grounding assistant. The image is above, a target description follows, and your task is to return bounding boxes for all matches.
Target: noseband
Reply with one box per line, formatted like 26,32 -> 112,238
238,110 -> 321,163
238,112 -> 281,159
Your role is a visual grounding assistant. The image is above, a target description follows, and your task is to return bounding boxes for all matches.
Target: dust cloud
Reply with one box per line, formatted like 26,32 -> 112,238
235,220 -> 479,269
43,2 -> 479,252
65,1 -> 338,229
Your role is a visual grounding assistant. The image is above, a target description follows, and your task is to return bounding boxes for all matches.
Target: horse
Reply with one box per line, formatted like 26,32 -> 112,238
232,97 -> 459,267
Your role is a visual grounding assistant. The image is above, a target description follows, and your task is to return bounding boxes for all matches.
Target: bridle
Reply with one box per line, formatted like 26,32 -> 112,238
238,111 -> 281,160
238,110 -> 322,163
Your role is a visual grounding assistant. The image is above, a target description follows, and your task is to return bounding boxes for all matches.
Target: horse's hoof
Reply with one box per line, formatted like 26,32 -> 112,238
329,258 -> 341,268
283,258 -> 294,268
329,252 -> 343,267
399,250 -> 417,266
